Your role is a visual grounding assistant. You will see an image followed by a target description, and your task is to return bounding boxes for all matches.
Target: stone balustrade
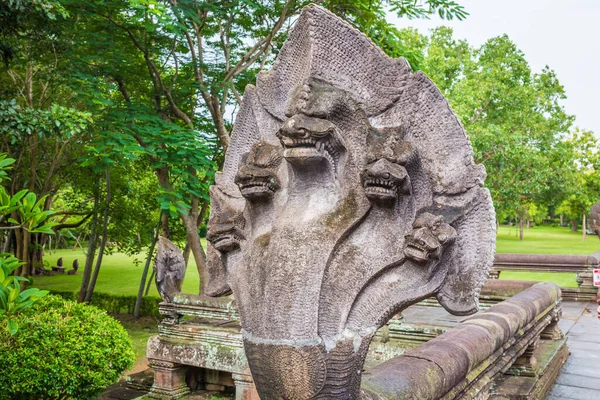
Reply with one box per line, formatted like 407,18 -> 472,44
491,252 -> 600,301
361,282 -> 566,400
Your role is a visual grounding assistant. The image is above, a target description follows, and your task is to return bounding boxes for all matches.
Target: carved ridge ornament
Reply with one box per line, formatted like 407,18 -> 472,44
205,5 -> 496,399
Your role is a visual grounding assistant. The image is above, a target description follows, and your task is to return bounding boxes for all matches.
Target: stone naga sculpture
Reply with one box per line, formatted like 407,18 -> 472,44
590,199 -> 600,239
154,236 -> 186,302
205,5 -> 496,399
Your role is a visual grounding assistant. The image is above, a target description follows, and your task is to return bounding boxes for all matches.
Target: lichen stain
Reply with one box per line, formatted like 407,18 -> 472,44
324,191 -> 359,230
254,232 -> 271,248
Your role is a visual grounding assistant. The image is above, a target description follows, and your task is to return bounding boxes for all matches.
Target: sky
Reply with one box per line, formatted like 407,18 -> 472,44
388,0 -> 600,136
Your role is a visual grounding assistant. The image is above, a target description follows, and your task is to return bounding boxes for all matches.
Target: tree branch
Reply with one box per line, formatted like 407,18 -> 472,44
51,211 -> 94,217
223,0 -> 293,83
53,213 -> 93,231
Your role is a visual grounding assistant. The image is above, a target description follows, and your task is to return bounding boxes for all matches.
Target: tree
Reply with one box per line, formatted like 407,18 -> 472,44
0,0 -> 96,275
557,129 -> 600,239
417,30 -> 574,239
0,100 -> 92,275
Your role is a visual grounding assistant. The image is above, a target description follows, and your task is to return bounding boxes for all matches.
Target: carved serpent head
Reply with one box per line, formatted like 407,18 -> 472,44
276,113 -> 343,171
362,158 -> 411,203
277,83 -> 346,172
404,213 -> 456,263
235,141 -> 283,201
362,127 -> 414,204
206,207 -> 246,253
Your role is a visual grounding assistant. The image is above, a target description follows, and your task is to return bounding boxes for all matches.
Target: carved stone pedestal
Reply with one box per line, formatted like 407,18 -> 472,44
232,373 -> 260,400
146,360 -> 190,400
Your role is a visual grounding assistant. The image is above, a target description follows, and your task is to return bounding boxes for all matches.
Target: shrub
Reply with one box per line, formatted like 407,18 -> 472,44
0,254 -> 48,335
0,295 -> 135,399
89,292 -> 161,317
48,291 -> 161,317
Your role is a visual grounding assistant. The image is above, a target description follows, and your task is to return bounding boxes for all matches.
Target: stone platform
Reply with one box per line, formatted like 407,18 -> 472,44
546,300 -> 600,400
99,299 -> 595,399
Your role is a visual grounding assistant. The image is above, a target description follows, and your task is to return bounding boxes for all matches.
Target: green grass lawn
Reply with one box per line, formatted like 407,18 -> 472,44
496,224 -> 600,255
34,239 -> 207,296
491,224 -> 597,288
498,271 -> 578,288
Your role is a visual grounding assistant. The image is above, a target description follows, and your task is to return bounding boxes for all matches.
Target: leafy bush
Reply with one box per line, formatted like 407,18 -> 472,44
0,295 -> 135,399
0,154 -> 54,335
90,292 -> 161,317
48,290 -> 161,317
0,254 -> 48,335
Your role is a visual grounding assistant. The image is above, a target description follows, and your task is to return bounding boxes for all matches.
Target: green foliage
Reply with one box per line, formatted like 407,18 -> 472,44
0,154 -> 56,333
0,295 -> 135,399
453,36 -> 573,217
90,292 -> 161,317
0,100 -> 91,248
408,28 -> 577,231
49,290 -> 161,317
0,154 -> 58,234
0,254 -> 48,335
0,0 -> 68,67
0,99 -> 91,143
556,129 -> 600,228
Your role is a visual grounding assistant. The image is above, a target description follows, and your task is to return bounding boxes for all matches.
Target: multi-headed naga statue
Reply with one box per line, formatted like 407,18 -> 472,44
205,5 -> 496,399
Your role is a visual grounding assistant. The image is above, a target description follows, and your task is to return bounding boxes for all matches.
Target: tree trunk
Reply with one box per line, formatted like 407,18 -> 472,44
519,216 -> 524,241
85,168 -> 112,302
134,234 -> 159,318
30,233 -> 48,275
134,214 -> 161,319
182,242 -> 191,266
183,213 -> 206,294
154,165 -> 206,294
2,230 -> 13,253
570,219 -> 578,232
583,211 -> 587,241
19,229 -> 31,277
145,270 -> 155,296
78,191 -> 100,303
560,214 -> 565,226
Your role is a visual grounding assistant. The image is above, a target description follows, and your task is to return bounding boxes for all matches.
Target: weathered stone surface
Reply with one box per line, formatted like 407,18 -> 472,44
480,279 -> 537,298
490,338 -> 568,400
204,4 -> 495,398
154,237 -> 186,302
361,282 -> 562,400
590,200 -> 600,239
